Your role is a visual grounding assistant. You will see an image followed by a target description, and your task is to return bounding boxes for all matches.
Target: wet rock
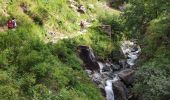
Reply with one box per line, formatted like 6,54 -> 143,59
111,64 -> 121,71
92,72 -> 103,85
103,63 -> 111,72
112,80 -> 127,100
118,69 -> 135,85
85,69 -> 92,75
77,46 -> 99,70
131,46 -> 138,52
119,59 -> 128,69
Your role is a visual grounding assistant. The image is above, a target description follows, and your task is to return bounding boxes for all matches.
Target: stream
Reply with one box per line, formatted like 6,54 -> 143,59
77,40 -> 141,100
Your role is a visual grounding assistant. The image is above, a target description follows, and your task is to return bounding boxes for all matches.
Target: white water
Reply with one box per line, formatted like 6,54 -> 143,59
103,40 -> 141,100
97,61 -> 119,100
121,41 -> 141,66
98,62 -> 104,73
105,80 -> 114,100
84,40 -> 140,100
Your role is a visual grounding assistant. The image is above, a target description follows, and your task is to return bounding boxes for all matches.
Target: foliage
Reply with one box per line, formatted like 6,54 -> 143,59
0,31 -> 104,100
123,0 -> 170,100
0,0 -> 122,99
122,0 -> 170,38
134,55 -> 170,100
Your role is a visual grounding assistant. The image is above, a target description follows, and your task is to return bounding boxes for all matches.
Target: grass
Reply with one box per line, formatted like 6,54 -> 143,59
0,0 -> 121,99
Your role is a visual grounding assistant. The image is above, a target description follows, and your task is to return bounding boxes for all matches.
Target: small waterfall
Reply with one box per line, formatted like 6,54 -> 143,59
121,41 -> 141,67
105,80 -> 114,100
78,40 -> 141,100
105,75 -> 120,100
98,61 -> 104,73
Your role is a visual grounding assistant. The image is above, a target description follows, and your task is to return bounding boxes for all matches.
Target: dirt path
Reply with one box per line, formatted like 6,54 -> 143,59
45,28 -> 88,43
0,26 -> 8,33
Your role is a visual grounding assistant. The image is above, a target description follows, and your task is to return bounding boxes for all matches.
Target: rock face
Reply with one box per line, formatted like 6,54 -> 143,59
118,69 -> 135,85
112,80 -> 127,100
77,46 -> 99,70
119,59 -> 128,69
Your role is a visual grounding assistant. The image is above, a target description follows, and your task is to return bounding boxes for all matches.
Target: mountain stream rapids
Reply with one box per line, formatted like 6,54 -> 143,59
77,40 -> 141,100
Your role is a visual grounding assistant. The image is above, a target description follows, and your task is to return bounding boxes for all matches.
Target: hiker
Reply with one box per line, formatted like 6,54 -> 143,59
12,18 -> 17,28
7,20 -> 13,29
80,20 -> 85,31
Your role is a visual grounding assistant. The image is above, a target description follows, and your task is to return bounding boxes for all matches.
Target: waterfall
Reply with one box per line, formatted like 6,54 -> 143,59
97,61 -> 104,73
105,80 -> 114,100
79,40 -> 141,100
105,75 -> 119,100
121,41 -> 141,67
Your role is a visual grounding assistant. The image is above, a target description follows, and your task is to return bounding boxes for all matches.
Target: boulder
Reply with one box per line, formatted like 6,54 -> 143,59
92,72 -> 103,85
118,69 -> 135,85
111,64 -> 121,71
112,80 -> 128,100
119,59 -> 128,69
102,63 -> 111,72
77,46 -> 99,70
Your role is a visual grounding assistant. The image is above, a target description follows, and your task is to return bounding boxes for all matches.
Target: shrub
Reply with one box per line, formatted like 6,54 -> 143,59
133,64 -> 170,100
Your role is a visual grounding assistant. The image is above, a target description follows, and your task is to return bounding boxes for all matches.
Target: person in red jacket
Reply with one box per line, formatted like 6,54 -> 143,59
7,20 -> 14,29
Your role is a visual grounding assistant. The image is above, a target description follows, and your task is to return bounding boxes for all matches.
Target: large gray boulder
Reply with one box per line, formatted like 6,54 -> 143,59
77,46 -> 99,70
118,69 -> 135,85
112,80 -> 128,100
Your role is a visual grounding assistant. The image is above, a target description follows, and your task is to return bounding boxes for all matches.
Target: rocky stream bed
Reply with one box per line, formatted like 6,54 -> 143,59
77,40 -> 141,100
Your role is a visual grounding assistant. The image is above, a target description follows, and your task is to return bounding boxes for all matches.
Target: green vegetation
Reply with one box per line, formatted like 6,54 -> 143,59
0,0 -> 121,99
122,0 -> 170,100
1,0 -> 169,100
0,30 -> 107,100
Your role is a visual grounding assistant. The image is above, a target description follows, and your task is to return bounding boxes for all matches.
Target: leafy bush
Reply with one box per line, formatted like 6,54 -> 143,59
133,61 -> 170,100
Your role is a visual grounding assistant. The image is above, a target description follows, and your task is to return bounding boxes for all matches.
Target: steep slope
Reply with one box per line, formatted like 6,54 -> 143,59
0,0 -> 122,100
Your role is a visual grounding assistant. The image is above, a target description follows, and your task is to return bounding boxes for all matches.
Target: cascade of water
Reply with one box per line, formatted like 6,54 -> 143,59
98,61 -> 104,73
79,40 -> 141,100
105,80 -> 115,100
121,41 -> 141,67
105,75 -> 119,100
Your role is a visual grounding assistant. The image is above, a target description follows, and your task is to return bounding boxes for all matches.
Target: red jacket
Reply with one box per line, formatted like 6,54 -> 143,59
7,20 -> 13,29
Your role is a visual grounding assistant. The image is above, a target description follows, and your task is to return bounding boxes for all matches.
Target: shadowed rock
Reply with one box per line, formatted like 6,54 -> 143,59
112,80 -> 127,100
77,46 -> 99,70
118,69 -> 135,85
